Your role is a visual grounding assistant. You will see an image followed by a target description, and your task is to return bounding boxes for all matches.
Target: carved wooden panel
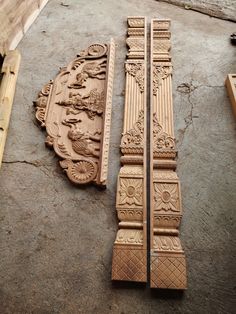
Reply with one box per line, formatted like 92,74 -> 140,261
0,50 -> 21,169
34,40 -> 115,186
112,17 -> 147,282
225,74 -> 236,118
150,19 -> 187,289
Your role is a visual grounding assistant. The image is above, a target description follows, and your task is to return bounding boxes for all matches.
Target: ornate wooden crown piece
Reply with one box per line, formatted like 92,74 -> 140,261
150,19 -> 187,289
34,40 -> 115,186
112,17 -> 147,282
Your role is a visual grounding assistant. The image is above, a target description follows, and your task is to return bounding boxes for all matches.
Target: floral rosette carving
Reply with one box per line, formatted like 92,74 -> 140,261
78,44 -> 107,59
60,159 -> 98,185
154,183 -> 179,212
121,110 -> 144,154
118,178 -> 143,206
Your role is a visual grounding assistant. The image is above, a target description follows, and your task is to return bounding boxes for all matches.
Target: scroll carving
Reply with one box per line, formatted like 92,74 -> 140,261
153,65 -> 172,95
125,63 -> 144,93
121,110 -> 144,154
153,113 -> 176,158
112,17 -> 147,283
150,19 -> 187,289
34,40 -> 115,186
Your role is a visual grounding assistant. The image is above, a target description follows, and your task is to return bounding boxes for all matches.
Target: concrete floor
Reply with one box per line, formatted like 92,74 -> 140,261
158,0 -> 236,22
0,0 -> 236,313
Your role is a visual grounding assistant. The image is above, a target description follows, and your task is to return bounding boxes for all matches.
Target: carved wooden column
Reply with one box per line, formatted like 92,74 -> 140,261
150,19 -> 187,289
112,17 -> 147,282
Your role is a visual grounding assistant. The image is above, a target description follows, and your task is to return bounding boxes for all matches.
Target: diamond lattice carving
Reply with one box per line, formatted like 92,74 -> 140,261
151,255 -> 187,289
112,248 -> 147,282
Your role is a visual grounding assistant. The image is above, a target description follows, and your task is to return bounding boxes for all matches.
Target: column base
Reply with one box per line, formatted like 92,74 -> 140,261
112,245 -> 147,282
150,252 -> 187,289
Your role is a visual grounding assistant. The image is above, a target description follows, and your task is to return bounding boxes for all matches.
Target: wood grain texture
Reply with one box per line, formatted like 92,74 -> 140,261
0,50 -> 21,168
0,0 -> 49,55
225,74 -> 236,118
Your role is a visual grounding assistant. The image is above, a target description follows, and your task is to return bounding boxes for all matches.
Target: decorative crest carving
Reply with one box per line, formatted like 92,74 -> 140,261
153,64 -> 172,95
34,40 -> 115,186
121,110 -> 144,154
125,63 -> 144,92
153,113 -> 175,154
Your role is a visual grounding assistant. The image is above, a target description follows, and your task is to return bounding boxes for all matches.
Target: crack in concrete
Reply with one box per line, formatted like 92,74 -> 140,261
176,79 -> 197,148
2,159 -> 52,177
3,160 -> 43,166
176,79 -> 224,148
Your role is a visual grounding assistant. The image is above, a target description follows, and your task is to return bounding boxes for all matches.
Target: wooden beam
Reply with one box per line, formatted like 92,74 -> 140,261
0,0 -> 49,56
225,74 -> 236,118
0,50 -> 21,168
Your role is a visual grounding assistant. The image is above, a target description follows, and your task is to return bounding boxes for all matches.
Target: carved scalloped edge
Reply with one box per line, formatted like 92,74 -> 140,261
34,80 -> 53,127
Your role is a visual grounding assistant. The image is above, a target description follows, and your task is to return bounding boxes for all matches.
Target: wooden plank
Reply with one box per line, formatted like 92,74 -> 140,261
34,40 -> 115,186
112,17 -> 147,282
225,74 -> 236,118
0,0 -> 49,55
0,50 -> 21,168
150,19 -> 187,289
